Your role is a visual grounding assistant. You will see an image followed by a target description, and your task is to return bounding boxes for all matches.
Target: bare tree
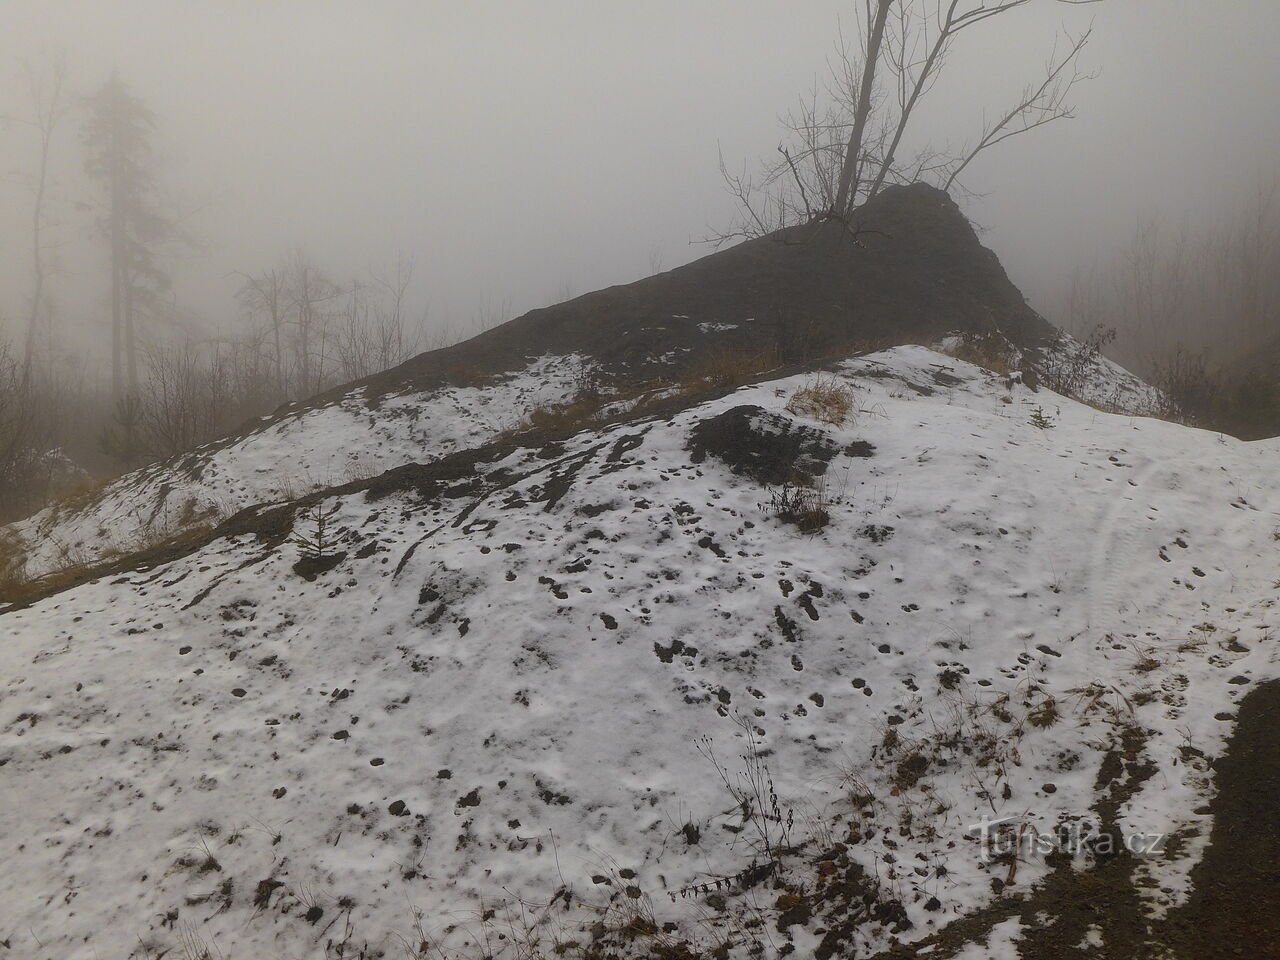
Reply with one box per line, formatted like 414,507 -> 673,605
719,0 -> 1102,241
367,255 -> 420,373
940,29 -> 1093,193
834,0 -> 894,215
336,257 -> 422,381
284,251 -> 339,397
237,267 -> 290,395
5,58 -> 70,387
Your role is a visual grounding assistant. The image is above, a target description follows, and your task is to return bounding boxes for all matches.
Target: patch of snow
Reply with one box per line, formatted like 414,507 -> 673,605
953,917 -> 1023,959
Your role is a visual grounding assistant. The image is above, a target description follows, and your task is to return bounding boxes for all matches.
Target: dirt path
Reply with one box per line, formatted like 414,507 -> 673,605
868,680 -> 1280,959
1165,677 -> 1280,958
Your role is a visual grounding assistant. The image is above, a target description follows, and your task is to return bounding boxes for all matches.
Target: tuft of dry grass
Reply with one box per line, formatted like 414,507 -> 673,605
1027,696 -> 1060,729
521,395 -> 609,433
785,374 -> 858,425
1,557 -> 98,606
500,391 -> 613,440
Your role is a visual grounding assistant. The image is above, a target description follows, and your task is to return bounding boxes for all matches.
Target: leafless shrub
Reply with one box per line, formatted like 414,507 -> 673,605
0,340 -> 42,519
1038,324 -> 1116,398
0,529 -> 29,598
336,256 -> 422,382
696,715 -> 795,880
1148,347 -> 1220,424
766,481 -> 833,534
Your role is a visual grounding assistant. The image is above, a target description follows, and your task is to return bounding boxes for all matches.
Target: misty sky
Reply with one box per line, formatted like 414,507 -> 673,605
3,1 -> 1279,357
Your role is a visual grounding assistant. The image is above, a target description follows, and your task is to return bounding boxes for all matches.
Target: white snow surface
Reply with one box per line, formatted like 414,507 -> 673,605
1,345 -> 1277,958
6,355 -> 591,578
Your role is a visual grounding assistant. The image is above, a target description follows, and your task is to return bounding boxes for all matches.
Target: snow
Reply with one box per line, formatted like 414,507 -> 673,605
7,354 -> 593,578
1,345 -> 1276,958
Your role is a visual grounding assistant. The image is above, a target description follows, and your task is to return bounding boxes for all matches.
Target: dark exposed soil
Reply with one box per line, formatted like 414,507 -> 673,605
291,551 -> 346,581
1165,678 -> 1280,958
356,183 -> 1053,395
686,404 -> 839,486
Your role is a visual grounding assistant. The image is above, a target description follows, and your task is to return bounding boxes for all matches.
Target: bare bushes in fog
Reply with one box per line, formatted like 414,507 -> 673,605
0,333 -> 87,522
1146,348 -> 1280,440
98,340 -> 252,465
1056,185 -> 1280,372
1053,182 -> 1280,438
100,257 -> 424,466
335,256 -> 419,382
239,253 -> 422,400
1,254 -> 426,521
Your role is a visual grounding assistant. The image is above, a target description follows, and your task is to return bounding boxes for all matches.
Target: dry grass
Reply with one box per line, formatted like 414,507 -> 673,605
785,374 -> 858,425
673,345 -> 781,395
518,394 -> 610,433
0,529 -> 29,599
1026,696 -> 1061,729
498,392 -> 613,441
940,331 -> 1018,377
0,555 -> 102,606
39,473 -> 114,521
501,336 -> 891,440
0,519 -> 219,607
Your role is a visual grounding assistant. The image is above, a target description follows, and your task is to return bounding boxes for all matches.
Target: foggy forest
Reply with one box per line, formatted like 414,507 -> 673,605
2,3 -> 1279,959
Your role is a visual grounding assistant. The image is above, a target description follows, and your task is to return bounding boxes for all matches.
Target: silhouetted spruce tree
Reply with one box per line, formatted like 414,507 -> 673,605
82,71 -> 173,408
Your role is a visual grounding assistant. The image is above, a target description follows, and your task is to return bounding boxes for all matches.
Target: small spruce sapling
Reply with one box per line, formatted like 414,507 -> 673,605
1029,406 -> 1055,430
290,502 -> 341,560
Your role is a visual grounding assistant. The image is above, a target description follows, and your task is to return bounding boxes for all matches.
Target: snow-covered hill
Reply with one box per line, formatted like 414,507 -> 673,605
3,346 -> 1275,959
6,354 -> 592,578
4,330 -> 1157,583
7,182 -> 1078,582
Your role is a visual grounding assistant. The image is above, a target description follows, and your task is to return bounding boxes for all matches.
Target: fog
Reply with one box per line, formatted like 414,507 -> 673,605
3,0 -> 1279,357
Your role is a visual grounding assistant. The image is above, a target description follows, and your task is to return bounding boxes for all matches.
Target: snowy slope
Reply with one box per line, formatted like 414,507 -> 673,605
7,354 -> 591,578
2,346 -> 1277,959
1035,332 -> 1167,416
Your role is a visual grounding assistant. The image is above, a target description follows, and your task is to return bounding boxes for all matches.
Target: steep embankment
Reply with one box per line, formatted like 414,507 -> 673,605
2,346 -> 1275,959
6,183 -> 1069,578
